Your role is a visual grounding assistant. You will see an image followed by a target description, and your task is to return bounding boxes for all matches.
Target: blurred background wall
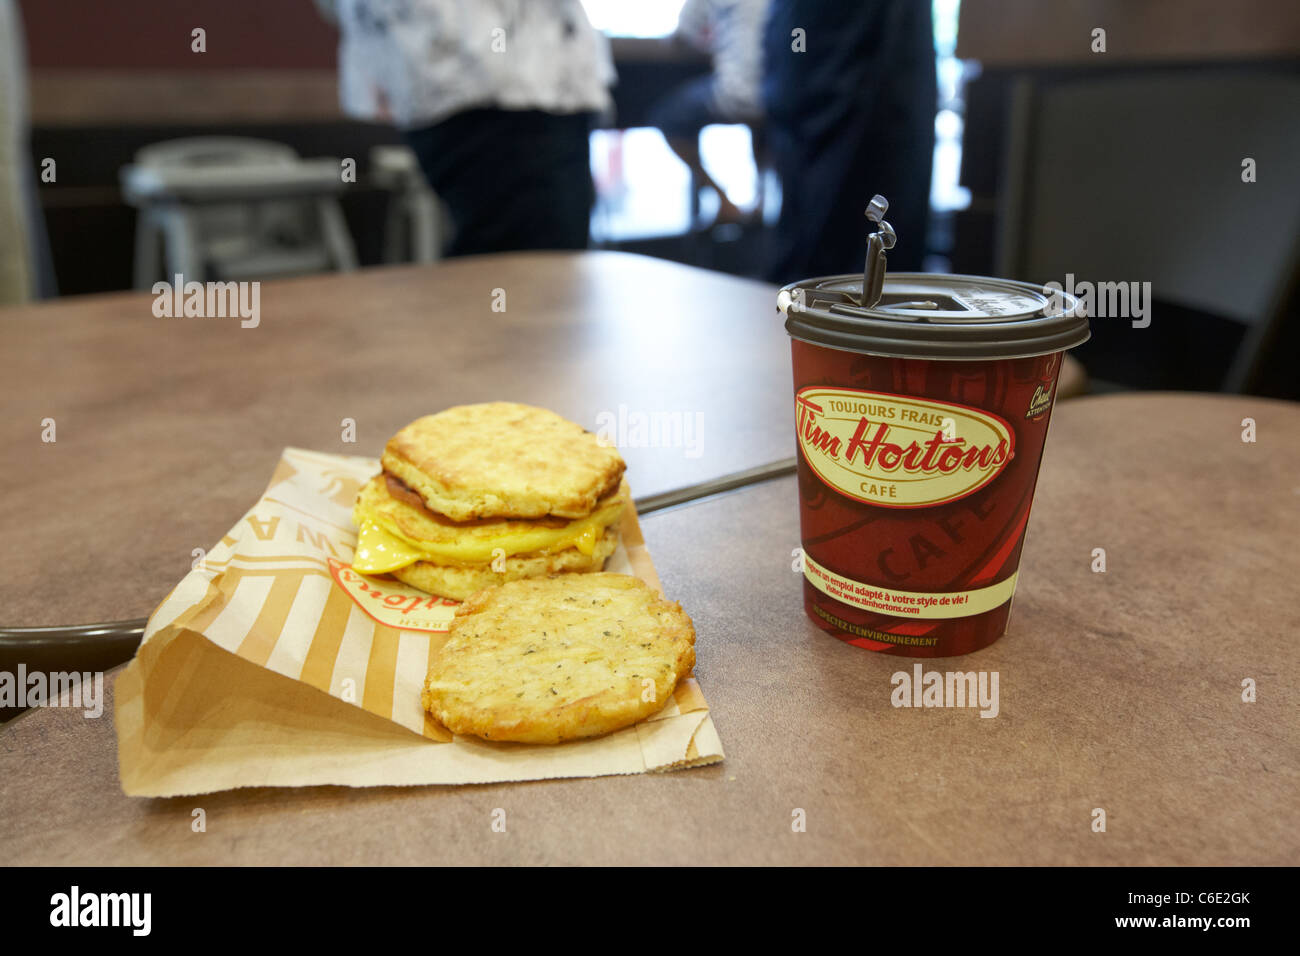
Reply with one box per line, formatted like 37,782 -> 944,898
954,0 -> 1299,397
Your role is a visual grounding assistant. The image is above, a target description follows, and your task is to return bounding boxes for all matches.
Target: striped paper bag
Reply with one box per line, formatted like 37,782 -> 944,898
115,448 -> 724,796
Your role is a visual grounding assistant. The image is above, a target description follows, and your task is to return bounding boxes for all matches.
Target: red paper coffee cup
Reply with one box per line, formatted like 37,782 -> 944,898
781,273 -> 1089,657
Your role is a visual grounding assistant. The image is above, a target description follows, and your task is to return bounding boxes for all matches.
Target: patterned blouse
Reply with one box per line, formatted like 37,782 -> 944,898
325,0 -> 615,129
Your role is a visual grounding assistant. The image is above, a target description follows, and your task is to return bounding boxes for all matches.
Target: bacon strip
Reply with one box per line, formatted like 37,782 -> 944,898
384,471 -> 428,510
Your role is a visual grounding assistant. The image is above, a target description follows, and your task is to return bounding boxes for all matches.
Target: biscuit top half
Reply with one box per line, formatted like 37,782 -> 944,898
381,402 -> 626,521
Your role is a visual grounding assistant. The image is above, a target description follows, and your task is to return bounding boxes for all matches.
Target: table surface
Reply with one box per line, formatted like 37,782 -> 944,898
0,252 -> 790,627
3,392 -> 1295,865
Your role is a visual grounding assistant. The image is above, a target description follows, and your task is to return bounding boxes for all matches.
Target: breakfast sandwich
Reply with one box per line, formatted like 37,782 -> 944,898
422,573 -> 696,744
351,403 -> 628,599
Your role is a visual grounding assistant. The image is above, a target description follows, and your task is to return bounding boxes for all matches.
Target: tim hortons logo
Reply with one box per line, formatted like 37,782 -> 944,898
795,387 -> 1014,508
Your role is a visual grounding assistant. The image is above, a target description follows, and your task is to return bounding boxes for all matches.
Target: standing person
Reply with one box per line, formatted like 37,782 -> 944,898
321,0 -> 615,256
762,0 -> 936,282
646,0 -> 770,225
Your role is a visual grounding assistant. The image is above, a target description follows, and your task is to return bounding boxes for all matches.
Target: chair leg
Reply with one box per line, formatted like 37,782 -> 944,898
132,210 -> 164,290
158,208 -> 203,284
408,192 -> 440,263
317,199 -> 357,272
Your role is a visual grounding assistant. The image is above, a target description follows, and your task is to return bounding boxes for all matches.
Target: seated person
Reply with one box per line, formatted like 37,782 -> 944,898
647,0 -> 770,225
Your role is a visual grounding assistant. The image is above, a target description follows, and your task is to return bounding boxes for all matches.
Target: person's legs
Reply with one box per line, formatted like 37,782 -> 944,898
767,98 -> 933,281
648,76 -> 747,223
663,133 -> 745,223
764,123 -> 865,282
404,108 -> 595,256
763,0 -> 935,283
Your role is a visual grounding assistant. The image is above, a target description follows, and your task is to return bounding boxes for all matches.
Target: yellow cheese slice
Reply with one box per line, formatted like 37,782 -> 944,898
353,520 -> 426,574
571,523 -> 600,557
350,500 -> 620,574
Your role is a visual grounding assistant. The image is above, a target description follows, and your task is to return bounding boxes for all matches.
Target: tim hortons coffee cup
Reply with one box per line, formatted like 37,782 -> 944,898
779,198 -> 1089,656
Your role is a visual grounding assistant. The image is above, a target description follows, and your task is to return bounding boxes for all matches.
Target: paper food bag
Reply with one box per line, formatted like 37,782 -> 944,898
116,448 -> 724,796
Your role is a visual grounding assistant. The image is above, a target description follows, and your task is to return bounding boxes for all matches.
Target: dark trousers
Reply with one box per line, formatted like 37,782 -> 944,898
404,108 -> 595,257
762,0 -> 936,282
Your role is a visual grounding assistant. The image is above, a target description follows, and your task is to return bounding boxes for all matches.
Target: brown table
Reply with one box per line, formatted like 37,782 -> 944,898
2,392 -> 1295,865
0,252 -> 790,627
0,251 -> 1089,629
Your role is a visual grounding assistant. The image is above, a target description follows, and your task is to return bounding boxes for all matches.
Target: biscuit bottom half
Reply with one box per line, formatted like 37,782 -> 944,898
390,527 -> 619,601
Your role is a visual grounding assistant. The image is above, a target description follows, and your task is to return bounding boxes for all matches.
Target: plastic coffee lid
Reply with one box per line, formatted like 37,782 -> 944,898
779,272 -> 1091,361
